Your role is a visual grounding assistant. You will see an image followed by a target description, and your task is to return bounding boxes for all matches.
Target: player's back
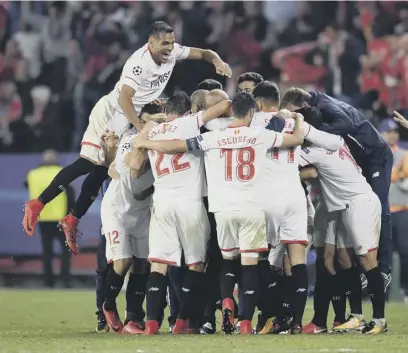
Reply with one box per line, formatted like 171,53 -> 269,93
148,115 -> 205,201
103,134 -> 152,215
250,111 -> 276,130
301,139 -> 373,211
264,117 -> 301,179
203,126 -> 271,212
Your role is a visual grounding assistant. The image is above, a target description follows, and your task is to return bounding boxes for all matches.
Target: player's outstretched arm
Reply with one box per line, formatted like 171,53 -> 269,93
134,139 -> 188,154
394,111 -> 408,129
187,48 -> 232,77
202,100 -> 232,124
118,85 -> 143,132
280,113 -> 305,147
304,123 -> 342,151
299,166 -> 319,180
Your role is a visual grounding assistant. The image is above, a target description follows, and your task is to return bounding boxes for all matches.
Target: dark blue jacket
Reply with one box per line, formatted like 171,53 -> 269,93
309,91 -> 388,165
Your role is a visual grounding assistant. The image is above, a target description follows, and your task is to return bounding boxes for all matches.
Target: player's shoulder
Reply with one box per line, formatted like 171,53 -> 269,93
253,111 -> 276,128
125,44 -> 151,72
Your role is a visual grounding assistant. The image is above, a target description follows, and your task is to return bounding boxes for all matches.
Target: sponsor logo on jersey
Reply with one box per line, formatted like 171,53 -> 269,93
151,70 -> 172,88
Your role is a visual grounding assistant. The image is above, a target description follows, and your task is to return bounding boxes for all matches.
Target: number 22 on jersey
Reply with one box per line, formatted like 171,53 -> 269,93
220,147 -> 255,182
153,151 -> 191,177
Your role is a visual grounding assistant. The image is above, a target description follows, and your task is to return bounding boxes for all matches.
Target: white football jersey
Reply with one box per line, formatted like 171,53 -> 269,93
299,139 -> 373,212
148,112 -> 205,201
107,43 -> 190,114
102,134 -> 154,217
192,126 -> 284,212
250,111 -> 277,130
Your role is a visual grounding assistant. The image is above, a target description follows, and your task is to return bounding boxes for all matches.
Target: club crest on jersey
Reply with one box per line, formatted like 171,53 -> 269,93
133,66 -> 142,76
234,129 -> 240,135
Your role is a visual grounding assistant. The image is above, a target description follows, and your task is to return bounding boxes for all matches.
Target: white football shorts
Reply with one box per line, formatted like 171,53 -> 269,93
80,95 -> 115,165
148,199 -> 210,267
214,210 -> 268,258
103,206 -> 150,262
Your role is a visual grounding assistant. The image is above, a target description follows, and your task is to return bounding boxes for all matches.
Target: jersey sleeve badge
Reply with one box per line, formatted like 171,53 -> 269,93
132,66 -> 143,76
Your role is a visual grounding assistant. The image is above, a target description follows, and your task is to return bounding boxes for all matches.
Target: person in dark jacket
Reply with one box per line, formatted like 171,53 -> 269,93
280,88 -> 393,291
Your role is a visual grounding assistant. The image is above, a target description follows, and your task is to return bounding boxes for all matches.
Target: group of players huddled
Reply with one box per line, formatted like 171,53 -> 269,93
23,21 -> 393,336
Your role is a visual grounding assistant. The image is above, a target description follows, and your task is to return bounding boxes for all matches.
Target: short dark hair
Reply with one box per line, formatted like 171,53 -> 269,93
232,91 -> 256,118
140,103 -> 164,117
237,72 -> 264,86
252,81 -> 280,105
148,21 -> 173,38
197,79 -> 223,91
280,87 -> 311,109
166,91 -> 192,116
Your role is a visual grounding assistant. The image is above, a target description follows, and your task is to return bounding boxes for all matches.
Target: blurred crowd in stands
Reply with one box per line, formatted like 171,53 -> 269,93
0,1 -> 408,153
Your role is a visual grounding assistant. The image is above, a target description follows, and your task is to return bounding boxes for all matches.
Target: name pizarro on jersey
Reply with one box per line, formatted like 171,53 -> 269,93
151,71 -> 172,88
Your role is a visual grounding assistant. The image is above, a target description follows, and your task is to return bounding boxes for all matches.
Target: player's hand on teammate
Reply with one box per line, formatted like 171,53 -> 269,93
278,109 -> 295,120
151,98 -> 167,106
108,162 -> 120,180
103,131 -> 119,149
132,134 -> 147,149
213,58 -> 232,78
393,111 -> 408,129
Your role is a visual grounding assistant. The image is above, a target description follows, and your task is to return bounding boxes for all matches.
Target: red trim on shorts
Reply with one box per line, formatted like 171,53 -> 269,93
240,248 -> 269,253
81,141 -> 102,149
281,240 -> 309,245
186,261 -> 203,267
147,257 -> 177,266
220,247 -> 240,252
368,247 -> 377,253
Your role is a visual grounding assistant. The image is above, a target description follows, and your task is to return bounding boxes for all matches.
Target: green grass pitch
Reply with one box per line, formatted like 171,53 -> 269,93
0,289 -> 407,353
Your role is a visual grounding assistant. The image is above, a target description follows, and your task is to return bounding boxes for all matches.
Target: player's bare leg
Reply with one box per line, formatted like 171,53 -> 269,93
144,262 -> 168,335
122,258 -> 149,334
103,258 -> 132,333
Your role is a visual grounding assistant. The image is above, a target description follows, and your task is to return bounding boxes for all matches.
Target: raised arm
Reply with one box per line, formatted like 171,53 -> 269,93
187,48 -> 232,77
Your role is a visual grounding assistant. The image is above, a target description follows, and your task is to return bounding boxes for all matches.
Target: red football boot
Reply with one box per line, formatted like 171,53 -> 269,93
143,320 -> 160,335
122,321 -> 144,334
172,319 -> 189,334
239,320 -> 253,335
102,302 -> 123,333
59,213 -> 79,255
23,199 -> 44,237
221,298 -> 235,334
303,322 -> 328,334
